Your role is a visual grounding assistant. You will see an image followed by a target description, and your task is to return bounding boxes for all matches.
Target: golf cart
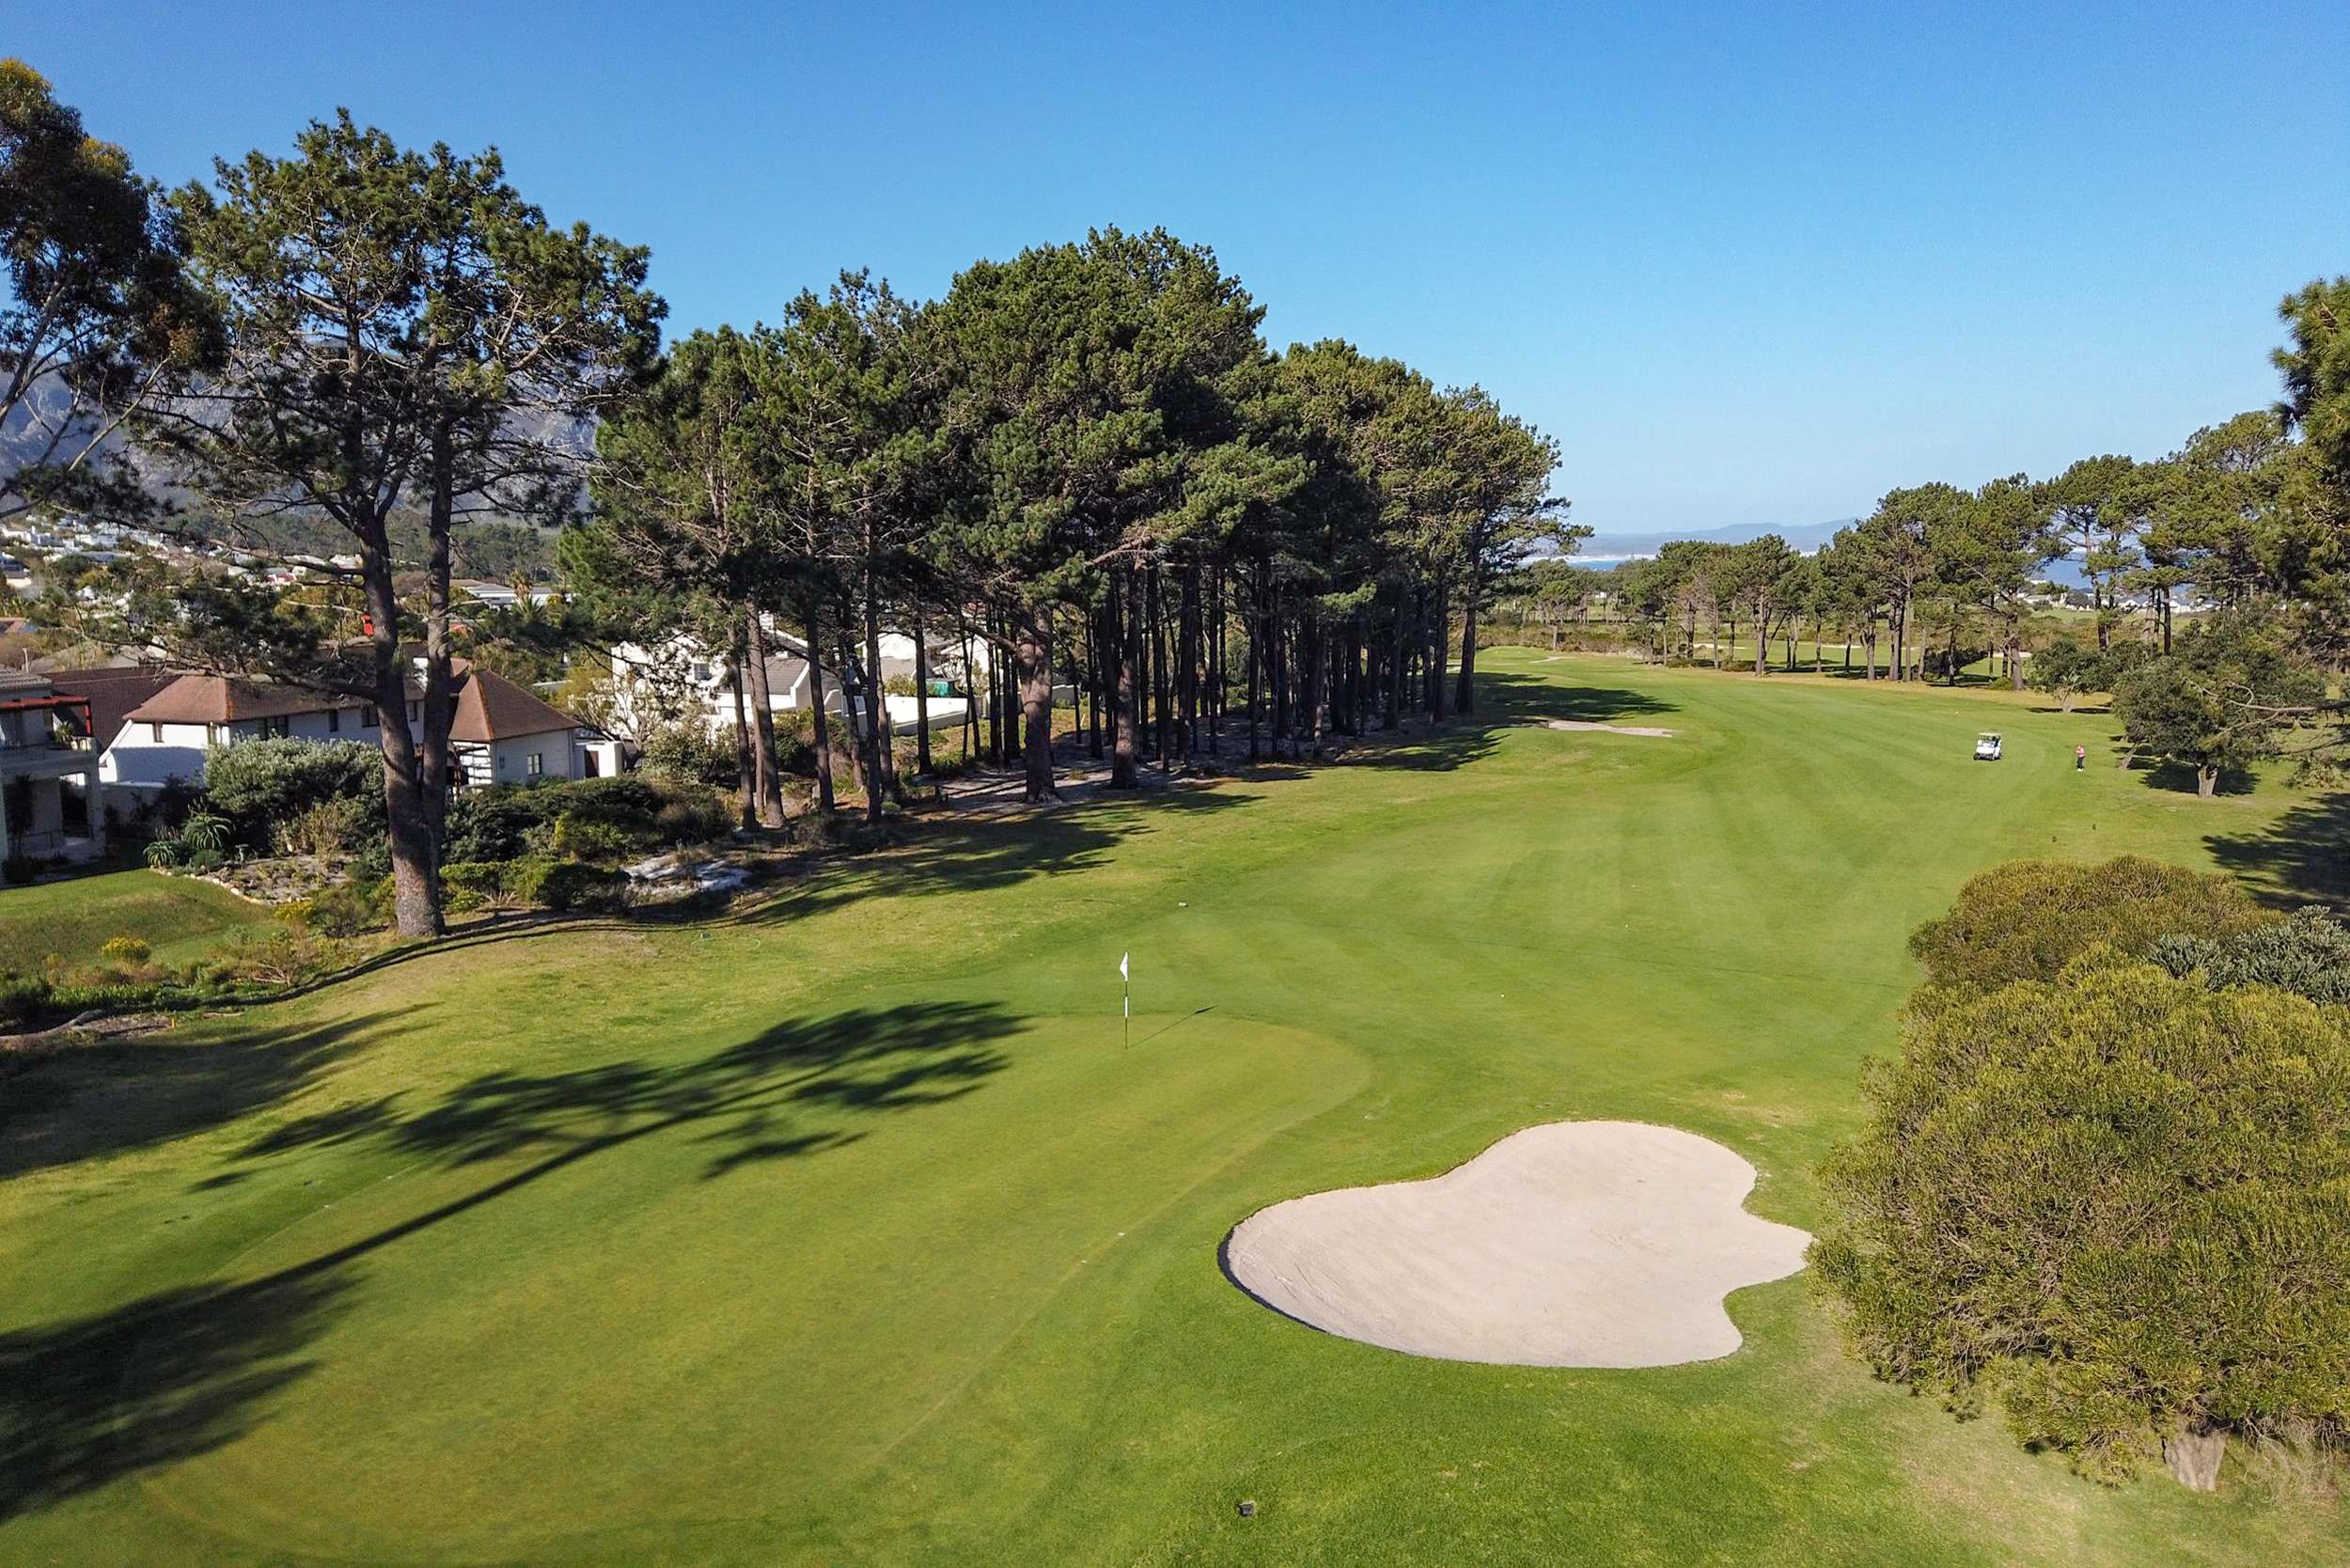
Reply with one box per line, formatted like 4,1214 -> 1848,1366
1974,731 -> 2003,761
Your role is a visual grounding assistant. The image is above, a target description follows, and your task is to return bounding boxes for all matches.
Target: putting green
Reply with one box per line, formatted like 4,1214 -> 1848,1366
3,650 -> 2344,1565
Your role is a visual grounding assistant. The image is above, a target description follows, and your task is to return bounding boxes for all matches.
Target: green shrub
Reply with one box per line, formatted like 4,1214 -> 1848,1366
551,810 -> 634,862
1908,856 -> 2269,993
440,860 -> 512,912
301,876 -> 392,937
1812,956 -> 2350,1488
2154,907 -> 2350,1006
638,722 -> 737,789
509,856 -> 628,913
653,792 -> 730,845
0,969 -> 49,1029
274,794 -> 383,860
201,737 -> 380,849
99,935 -> 152,967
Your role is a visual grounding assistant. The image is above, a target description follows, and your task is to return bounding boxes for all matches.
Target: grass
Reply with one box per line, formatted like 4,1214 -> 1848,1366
0,868 -> 268,971
3,648 -> 2347,1564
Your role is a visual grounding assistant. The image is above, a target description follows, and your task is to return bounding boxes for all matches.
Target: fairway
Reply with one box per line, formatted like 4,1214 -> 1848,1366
4,650 -> 2344,1565
0,868 -> 267,971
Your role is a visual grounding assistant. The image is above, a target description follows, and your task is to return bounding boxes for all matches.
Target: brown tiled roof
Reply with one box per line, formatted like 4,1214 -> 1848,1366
49,666 -> 181,749
123,675 -> 356,725
449,663 -> 583,742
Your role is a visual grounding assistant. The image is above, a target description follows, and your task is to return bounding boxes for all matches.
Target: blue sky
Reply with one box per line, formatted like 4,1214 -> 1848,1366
20,1 -> 2349,534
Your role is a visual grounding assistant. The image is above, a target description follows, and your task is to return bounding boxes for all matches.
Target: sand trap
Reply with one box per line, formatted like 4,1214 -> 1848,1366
1222,1121 -> 1809,1367
1538,719 -> 1676,737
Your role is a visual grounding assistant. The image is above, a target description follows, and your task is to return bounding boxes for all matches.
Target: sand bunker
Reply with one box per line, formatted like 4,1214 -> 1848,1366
1222,1121 -> 1809,1367
1539,719 -> 1675,737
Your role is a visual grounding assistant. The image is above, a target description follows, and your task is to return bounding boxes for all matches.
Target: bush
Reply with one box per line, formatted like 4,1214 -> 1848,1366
442,776 -> 666,864
274,794 -> 384,861
0,969 -> 50,1028
441,860 -> 517,913
509,856 -> 629,913
1811,956 -> 2350,1488
653,792 -> 730,845
2154,907 -> 2350,1006
99,935 -> 151,967
637,722 -> 737,789
202,737 -> 381,850
1908,856 -> 2269,993
299,876 -> 392,937
551,810 -> 634,862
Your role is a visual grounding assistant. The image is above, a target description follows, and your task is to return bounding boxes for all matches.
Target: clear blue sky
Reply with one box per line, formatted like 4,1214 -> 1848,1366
19,1 -> 2349,534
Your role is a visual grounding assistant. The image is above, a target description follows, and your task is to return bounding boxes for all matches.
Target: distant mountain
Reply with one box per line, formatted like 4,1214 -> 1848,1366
1572,518 -> 1856,565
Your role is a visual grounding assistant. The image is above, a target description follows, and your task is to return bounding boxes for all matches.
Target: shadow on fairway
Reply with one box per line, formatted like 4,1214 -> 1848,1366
0,999 -> 1020,1522
2205,792 -> 2350,909
0,1010 -> 409,1183
2136,759 -> 2254,797
1334,672 -> 1678,774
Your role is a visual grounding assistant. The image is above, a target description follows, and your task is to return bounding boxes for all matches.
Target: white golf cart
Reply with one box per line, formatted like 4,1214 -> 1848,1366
1974,731 -> 2003,761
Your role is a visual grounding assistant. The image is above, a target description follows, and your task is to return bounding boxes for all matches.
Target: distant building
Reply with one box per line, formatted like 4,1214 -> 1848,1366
102,660 -> 609,793
0,672 -> 105,863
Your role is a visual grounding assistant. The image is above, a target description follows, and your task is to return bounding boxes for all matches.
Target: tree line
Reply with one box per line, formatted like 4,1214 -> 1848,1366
1,66 -> 1573,937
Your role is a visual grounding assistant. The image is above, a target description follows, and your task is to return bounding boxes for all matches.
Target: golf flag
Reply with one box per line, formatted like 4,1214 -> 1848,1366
1120,952 -> 1129,981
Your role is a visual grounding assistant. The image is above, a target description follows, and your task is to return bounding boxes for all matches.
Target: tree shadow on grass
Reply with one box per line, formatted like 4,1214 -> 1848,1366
2135,759 -> 2255,797
1332,671 -> 1679,774
2205,792 -> 2350,909
0,1011 -> 408,1183
0,999 -> 1020,1523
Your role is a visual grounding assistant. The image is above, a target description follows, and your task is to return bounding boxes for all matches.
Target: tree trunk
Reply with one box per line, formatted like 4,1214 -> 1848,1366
1386,588 -> 1405,730
913,604 -> 933,776
1427,578 -> 1449,722
420,420 -> 456,861
364,537 -> 442,938
2163,1424 -> 2224,1491
2197,763 -> 2219,799
728,650 -> 756,831
743,610 -> 785,826
804,596 -> 836,814
1453,579 -> 1480,714
860,572 -> 889,824
1112,569 -> 1139,787
1016,618 -> 1055,802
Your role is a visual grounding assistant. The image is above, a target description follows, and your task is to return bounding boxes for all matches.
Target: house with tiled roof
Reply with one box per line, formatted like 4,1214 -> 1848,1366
101,661 -> 608,793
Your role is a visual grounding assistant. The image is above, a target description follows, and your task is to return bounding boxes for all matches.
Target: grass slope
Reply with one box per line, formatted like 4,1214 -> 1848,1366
0,868 -> 266,970
2,650 -> 2345,1565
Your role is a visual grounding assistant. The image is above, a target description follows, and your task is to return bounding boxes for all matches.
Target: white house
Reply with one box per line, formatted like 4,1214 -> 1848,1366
102,661 -> 605,794
607,623 -> 988,745
0,673 -> 104,863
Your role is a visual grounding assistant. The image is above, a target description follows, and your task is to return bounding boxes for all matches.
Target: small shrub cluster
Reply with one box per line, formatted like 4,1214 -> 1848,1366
202,738 -> 384,852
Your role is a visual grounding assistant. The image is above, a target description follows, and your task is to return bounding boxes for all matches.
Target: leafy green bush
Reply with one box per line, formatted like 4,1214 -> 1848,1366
274,794 -> 383,860
551,810 -> 634,862
653,792 -> 730,845
1812,956 -> 2350,1488
2154,908 -> 2350,1006
299,877 -> 392,937
202,737 -> 381,849
99,935 -> 151,967
1908,856 -> 2268,993
508,856 -> 628,913
637,722 -> 737,788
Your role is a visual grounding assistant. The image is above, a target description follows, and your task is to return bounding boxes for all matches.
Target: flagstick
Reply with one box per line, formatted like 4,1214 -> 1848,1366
1123,975 -> 1131,1049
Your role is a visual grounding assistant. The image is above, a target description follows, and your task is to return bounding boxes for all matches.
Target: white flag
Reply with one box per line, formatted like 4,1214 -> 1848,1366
1119,952 -> 1130,981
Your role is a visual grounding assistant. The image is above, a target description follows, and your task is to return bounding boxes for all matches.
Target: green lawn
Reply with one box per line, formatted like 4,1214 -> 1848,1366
0,868 -> 268,971
3,649 -> 2344,1565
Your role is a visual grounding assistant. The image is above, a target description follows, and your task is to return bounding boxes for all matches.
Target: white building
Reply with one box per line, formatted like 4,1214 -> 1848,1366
102,661 -> 608,794
606,625 -> 986,746
0,673 -> 105,863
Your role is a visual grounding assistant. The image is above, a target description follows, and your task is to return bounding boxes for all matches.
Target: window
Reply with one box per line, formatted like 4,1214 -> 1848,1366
408,699 -> 421,724
526,751 -> 544,777
360,703 -> 377,728
327,707 -> 340,733
262,715 -> 290,739
149,722 -> 163,743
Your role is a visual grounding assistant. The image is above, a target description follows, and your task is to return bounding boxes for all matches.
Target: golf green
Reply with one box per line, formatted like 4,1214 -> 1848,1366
3,649 -> 2344,1564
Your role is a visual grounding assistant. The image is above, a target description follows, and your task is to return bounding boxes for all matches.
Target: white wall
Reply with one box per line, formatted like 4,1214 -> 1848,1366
102,705 -> 383,791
